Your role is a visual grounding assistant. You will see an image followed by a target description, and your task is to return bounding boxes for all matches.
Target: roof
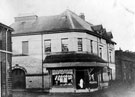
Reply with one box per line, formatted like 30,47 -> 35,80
43,52 -> 106,63
0,23 -> 14,31
11,9 -> 115,44
11,9 -> 93,35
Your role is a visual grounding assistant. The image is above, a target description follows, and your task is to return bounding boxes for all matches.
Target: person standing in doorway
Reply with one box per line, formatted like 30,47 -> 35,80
79,78 -> 84,89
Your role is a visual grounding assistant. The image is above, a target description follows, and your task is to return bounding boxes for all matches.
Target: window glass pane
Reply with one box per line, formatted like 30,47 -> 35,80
22,41 -> 28,55
44,40 -> 51,52
61,38 -> 68,52
99,47 -> 102,58
52,69 -> 73,86
109,51 -> 111,62
90,40 -> 93,53
78,38 -> 82,51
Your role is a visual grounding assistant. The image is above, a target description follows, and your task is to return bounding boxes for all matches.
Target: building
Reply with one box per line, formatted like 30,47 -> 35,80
11,10 -> 116,92
115,50 -> 135,84
0,23 -> 13,97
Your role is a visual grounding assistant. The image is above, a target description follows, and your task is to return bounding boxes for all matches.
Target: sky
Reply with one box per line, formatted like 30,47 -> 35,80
0,0 -> 135,51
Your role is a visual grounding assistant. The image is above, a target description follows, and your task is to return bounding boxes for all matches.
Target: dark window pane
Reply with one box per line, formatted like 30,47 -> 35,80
61,38 -> 68,52
44,40 -> 51,52
78,38 -> 82,51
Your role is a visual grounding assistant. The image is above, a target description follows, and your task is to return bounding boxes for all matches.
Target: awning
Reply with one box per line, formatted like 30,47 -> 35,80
44,62 -> 107,68
43,53 -> 107,68
43,53 -> 107,63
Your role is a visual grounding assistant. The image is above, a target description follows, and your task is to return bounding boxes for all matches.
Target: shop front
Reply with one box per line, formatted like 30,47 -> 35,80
43,53 -> 108,93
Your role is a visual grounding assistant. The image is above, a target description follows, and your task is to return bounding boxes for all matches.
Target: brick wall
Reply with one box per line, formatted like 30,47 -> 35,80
115,50 -> 135,84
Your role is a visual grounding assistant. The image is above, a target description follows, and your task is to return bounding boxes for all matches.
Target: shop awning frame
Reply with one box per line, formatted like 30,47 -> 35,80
44,62 -> 107,68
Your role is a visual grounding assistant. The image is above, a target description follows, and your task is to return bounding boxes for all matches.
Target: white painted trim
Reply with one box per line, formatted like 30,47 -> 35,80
0,50 -> 12,54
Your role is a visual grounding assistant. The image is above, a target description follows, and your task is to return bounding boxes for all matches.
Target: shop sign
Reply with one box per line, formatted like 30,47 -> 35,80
52,69 -> 73,75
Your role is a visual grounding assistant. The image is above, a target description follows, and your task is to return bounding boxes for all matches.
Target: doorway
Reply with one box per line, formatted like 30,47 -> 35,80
12,69 -> 26,89
76,70 -> 88,89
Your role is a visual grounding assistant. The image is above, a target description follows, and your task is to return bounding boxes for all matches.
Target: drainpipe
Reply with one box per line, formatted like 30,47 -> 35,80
107,43 -> 110,81
41,33 -> 44,90
97,37 -> 99,56
5,28 -> 8,97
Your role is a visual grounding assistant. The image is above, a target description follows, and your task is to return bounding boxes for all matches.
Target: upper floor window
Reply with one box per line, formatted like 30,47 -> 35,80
44,40 -> 51,53
99,47 -> 102,58
78,38 -> 83,51
61,38 -> 68,52
99,38 -> 102,43
0,40 -> 2,50
22,41 -> 29,55
90,40 -> 93,53
109,51 -> 112,62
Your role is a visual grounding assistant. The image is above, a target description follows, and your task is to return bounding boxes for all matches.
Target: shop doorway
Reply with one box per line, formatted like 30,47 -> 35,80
76,69 -> 99,90
76,70 -> 88,89
12,69 -> 26,89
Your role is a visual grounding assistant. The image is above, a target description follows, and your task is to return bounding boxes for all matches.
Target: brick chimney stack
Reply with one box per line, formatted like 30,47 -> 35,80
79,13 -> 85,20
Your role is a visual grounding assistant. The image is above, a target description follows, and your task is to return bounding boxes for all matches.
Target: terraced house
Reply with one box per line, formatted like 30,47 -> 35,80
11,10 -> 116,92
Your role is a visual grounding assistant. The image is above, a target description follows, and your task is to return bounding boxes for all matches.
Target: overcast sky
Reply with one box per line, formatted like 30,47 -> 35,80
0,0 -> 135,51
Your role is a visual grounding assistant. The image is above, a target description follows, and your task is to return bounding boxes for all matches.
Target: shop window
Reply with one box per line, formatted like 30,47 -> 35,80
22,41 -> 29,55
61,38 -> 68,52
78,38 -> 83,51
44,40 -> 51,53
52,69 -> 73,86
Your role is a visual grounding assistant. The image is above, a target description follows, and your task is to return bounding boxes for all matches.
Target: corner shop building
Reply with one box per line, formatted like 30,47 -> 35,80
44,52 -> 108,92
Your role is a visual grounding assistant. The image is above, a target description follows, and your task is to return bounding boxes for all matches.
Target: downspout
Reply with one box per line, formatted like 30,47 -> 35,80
107,43 -> 110,80
41,33 -> 44,90
97,37 -> 99,56
5,28 -> 8,97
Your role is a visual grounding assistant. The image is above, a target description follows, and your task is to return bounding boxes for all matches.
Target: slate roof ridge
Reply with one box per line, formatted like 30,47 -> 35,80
64,9 -> 93,31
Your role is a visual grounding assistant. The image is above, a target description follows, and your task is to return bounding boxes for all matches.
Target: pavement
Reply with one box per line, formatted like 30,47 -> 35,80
12,82 -> 135,97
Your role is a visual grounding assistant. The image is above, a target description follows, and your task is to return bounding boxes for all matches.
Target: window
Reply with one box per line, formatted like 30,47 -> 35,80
22,41 -> 28,55
90,40 -> 93,53
52,69 -> 73,86
61,38 -> 68,52
78,38 -> 83,51
44,40 -> 51,52
99,47 -> 102,58
99,38 -> 102,43
0,30 -> 2,50
109,51 -> 111,62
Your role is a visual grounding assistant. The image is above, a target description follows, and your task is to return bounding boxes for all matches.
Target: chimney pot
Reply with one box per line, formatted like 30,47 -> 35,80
79,13 -> 85,20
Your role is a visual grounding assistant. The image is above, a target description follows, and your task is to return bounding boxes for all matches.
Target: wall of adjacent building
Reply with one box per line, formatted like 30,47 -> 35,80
115,50 -> 135,84
0,25 -> 12,97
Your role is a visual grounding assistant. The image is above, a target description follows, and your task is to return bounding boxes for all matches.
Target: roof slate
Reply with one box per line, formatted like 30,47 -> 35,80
11,10 -> 93,35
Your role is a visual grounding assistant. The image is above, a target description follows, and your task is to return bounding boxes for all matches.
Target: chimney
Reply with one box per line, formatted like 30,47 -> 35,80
15,13 -> 38,22
79,13 -> 85,20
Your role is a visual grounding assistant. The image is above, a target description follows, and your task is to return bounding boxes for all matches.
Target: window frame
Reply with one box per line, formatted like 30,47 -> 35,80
77,38 -> 83,52
61,38 -> 69,52
22,41 -> 29,55
90,40 -> 93,53
44,39 -> 51,53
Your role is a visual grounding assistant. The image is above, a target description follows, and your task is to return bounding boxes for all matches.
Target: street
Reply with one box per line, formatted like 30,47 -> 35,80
13,82 -> 135,97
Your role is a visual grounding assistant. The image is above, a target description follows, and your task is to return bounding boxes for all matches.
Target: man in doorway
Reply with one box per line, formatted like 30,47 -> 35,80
79,78 -> 84,89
